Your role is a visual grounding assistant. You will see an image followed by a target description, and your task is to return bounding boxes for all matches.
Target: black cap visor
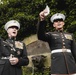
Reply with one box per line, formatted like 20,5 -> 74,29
53,18 -> 63,22
8,26 -> 19,30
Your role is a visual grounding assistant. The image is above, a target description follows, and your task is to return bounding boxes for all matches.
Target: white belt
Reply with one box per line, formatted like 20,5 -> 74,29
1,57 -> 10,59
51,49 -> 71,54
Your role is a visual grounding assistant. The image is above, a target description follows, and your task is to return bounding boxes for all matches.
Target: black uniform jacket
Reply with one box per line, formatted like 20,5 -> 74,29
0,38 -> 29,75
37,20 -> 76,74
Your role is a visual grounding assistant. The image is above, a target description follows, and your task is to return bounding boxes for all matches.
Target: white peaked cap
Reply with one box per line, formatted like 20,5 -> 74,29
4,20 -> 20,31
50,13 -> 65,23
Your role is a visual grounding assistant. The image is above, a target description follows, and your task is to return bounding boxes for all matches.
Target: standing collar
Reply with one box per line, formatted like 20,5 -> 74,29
55,30 -> 63,32
6,37 -> 16,43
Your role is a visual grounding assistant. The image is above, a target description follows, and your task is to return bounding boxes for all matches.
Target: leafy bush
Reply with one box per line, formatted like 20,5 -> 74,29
22,66 -> 50,75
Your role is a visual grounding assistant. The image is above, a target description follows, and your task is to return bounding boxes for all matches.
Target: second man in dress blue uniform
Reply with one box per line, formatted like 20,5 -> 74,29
37,9 -> 76,74
0,20 -> 29,75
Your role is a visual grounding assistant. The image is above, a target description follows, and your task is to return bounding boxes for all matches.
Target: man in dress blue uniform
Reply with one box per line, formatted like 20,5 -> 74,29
0,20 -> 29,75
37,9 -> 76,74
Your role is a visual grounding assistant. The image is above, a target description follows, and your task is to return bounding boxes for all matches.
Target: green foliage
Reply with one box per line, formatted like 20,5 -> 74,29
22,66 -> 50,75
0,0 -> 76,40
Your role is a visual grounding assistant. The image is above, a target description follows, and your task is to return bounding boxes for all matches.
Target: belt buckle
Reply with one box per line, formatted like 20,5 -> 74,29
62,49 -> 67,52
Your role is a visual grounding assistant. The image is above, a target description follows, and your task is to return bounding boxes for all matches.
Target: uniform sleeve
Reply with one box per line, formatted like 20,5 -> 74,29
0,38 -> 4,57
16,43 -> 29,66
71,34 -> 76,62
37,20 -> 51,42
0,38 -> 2,57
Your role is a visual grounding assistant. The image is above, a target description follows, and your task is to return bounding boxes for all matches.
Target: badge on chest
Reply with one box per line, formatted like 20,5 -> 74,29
64,34 -> 72,40
15,41 -> 23,49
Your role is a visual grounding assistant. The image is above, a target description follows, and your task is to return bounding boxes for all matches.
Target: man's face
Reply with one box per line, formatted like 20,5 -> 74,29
53,19 -> 65,30
7,26 -> 18,38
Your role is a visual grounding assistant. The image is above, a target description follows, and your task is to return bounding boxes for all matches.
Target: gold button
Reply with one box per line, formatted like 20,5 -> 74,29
4,45 -> 5,46
11,49 -> 13,50
63,43 -> 65,45
63,46 -> 66,49
62,37 -> 64,39
62,39 -> 64,41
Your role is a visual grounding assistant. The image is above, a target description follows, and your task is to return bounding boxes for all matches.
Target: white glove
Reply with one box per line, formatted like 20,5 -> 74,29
43,5 -> 50,16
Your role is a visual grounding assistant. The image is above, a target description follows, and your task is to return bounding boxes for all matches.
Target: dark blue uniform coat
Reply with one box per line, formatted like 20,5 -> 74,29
0,38 -> 29,75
